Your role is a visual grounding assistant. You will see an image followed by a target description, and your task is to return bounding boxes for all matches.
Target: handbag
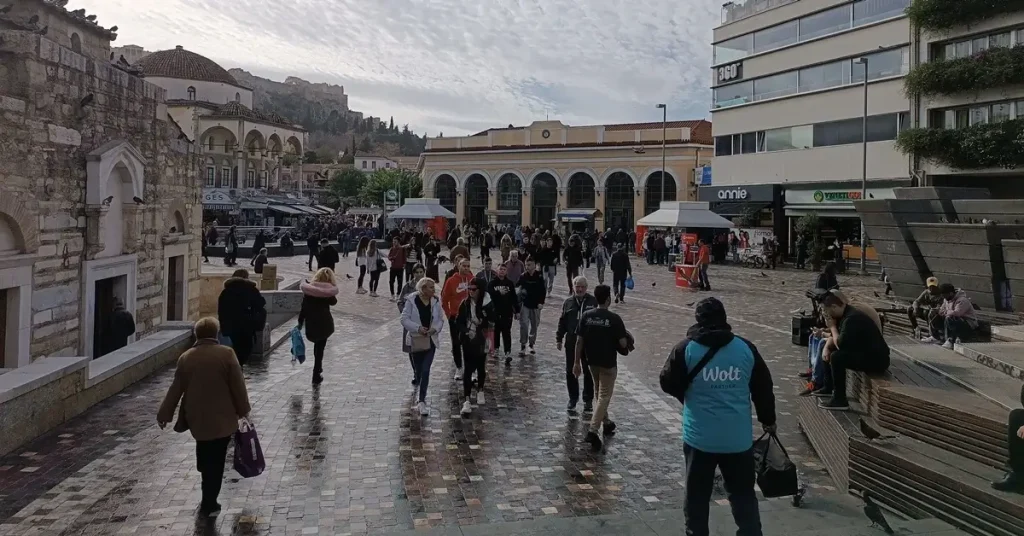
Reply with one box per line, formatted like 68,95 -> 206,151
290,326 -> 306,364
625,276 -> 634,290
233,417 -> 266,478
410,332 -> 432,352
752,431 -> 799,498
375,256 -> 387,273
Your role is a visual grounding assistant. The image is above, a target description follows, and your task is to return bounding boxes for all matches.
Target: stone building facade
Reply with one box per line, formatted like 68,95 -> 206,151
0,0 -> 202,368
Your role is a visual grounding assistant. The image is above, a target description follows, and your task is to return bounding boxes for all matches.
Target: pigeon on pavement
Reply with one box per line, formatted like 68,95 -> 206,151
862,491 -> 894,534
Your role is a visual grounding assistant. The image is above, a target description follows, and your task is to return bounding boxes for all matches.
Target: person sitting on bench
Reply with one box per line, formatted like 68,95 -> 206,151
817,290 -> 890,411
911,277 -> 944,343
992,384 -> 1024,494
936,283 -> 978,349
801,290 -> 882,399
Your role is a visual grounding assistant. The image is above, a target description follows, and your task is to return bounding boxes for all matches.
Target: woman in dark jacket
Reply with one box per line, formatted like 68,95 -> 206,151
298,268 -> 339,385
224,226 -> 239,266
217,269 -> 266,365
456,277 -> 494,417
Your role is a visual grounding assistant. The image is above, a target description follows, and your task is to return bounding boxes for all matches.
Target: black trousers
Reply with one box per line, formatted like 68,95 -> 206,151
448,318 -> 463,368
369,269 -> 381,292
612,272 -> 627,299
311,339 -> 328,380
307,248 -> 319,270
462,344 -> 486,397
566,265 -> 580,291
1009,409 -> 1024,474
357,265 -> 367,288
389,267 -> 404,296
565,342 -> 593,404
683,444 -> 762,536
823,350 -> 890,403
494,315 -> 513,354
230,331 -> 254,365
196,435 -> 232,510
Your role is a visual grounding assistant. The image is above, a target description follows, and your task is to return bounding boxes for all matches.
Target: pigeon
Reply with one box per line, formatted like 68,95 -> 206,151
101,195 -> 114,206
651,282 -> 656,287
132,196 -> 145,204
86,14 -> 97,22
862,491 -> 894,534
686,302 -> 695,307
760,271 -> 767,277
859,418 -> 882,440
110,25 -> 118,32
27,14 -> 38,24
780,281 -> 785,285
345,274 -> 353,279
873,291 -> 880,298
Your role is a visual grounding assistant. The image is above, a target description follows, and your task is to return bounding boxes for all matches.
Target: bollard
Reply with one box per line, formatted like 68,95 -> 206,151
260,264 -> 278,290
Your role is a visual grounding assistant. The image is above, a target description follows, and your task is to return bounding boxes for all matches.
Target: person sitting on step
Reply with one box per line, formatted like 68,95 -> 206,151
800,290 -> 882,398
936,283 -> 978,349
911,277 -> 945,343
992,384 -> 1024,494
816,290 -> 890,411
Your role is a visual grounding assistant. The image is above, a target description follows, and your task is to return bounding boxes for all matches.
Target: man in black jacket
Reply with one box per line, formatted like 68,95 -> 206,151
487,264 -> 519,365
557,275 -> 599,413
306,232 -> 320,271
992,384 -> 1024,493
317,238 -> 339,272
817,291 -> 890,411
610,245 -> 632,303
217,269 -> 268,366
517,258 -> 546,356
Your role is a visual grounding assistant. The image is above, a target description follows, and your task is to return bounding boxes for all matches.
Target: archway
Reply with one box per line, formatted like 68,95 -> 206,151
531,173 -> 557,231
100,164 -> 134,258
496,173 -> 522,226
200,126 -> 236,154
286,136 -> 303,157
605,172 -> 635,231
267,134 -> 283,157
567,172 -> 596,209
644,171 -> 677,215
464,174 -> 489,226
434,174 -> 457,222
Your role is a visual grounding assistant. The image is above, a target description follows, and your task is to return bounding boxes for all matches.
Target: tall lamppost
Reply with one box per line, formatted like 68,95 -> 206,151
656,103 -> 667,203
854,57 -> 869,275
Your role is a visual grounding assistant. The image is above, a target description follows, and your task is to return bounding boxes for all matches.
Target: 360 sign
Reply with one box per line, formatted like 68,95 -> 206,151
717,62 -> 743,84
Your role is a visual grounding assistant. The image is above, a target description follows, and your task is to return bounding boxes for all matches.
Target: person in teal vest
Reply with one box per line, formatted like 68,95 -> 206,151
660,297 -> 776,536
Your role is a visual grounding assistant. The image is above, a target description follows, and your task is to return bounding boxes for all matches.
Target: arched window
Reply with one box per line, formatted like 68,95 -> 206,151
187,86 -> 196,100
208,137 -> 215,151
70,33 -> 81,53
235,92 -> 241,102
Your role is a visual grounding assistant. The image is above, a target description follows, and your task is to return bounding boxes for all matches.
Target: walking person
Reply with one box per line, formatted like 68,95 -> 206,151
450,237 -> 470,266
556,276 -> 598,413
388,237 -> 408,301
400,276 -> 446,417
504,250 -> 525,284
157,317 -> 252,518
517,257 -> 545,357
574,284 -> 631,450
355,237 -> 371,294
366,239 -> 384,297
405,237 -> 422,282
696,239 -> 711,291
659,297 -> 777,536
539,238 -> 558,297
317,238 -> 339,272
610,245 -> 632,304
298,268 -> 339,386
456,277 -> 494,417
592,240 -> 611,285
564,236 -> 585,293
488,264 -> 519,365
306,232 -> 320,271
223,226 -> 239,267
398,264 -> 427,385
991,384 -> 1024,493
217,269 -> 266,366
441,258 -> 474,380
251,230 -> 267,264
251,248 -> 269,274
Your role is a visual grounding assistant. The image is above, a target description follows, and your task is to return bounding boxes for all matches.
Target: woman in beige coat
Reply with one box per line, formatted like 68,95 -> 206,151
158,317 -> 252,517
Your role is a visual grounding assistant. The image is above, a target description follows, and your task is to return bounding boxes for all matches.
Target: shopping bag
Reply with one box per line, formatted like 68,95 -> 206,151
233,418 -> 266,478
752,431 -> 799,498
625,276 -> 634,290
290,326 -> 306,364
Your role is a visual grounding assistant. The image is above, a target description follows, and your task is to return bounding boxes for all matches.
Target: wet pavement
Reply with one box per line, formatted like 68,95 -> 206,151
0,254 -> 894,535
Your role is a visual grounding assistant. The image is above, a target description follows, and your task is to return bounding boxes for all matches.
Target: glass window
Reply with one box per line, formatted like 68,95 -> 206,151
942,43 -> 955,60
713,81 -> 753,108
954,40 -> 970,59
866,114 -> 899,142
221,168 -> 230,187
992,103 -> 1012,122
765,125 -> 813,151
853,0 -> 911,26
715,136 -> 733,156
1017,30 -> 1024,46
970,106 -> 989,125
714,34 -> 753,64
990,32 -> 1011,48
814,118 -> 863,147
851,47 -> 908,82
1018,101 -> 1024,119
757,131 -> 767,152
799,61 -> 849,92
972,37 -> 989,53
955,109 -> 970,128
754,71 -> 799,101
741,132 -> 758,154
898,112 -> 909,131
361,161 -> 367,168
753,20 -> 798,54
246,170 -> 255,189
206,167 -> 215,187
799,5 -> 850,41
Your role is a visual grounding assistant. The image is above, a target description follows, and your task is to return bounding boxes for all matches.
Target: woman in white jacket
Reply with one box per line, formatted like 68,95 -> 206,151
400,276 -> 446,416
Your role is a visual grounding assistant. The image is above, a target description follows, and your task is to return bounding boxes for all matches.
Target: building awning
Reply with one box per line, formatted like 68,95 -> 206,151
291,205 -> 324,215
387,198 -> 457,220
267,204 -> 303,215
784,204 -> 859,218
556,209 -> 600,222
711,201 -> 772,217
313,204 -> 335,214
636,201 -> 733,229
239,201 -> 267,211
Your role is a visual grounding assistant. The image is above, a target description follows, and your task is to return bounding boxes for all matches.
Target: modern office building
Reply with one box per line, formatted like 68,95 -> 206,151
708,0 -> 914,249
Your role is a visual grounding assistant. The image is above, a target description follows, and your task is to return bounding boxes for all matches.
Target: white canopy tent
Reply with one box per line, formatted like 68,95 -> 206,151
386,198 -> 457,220
636,201 -> 733,229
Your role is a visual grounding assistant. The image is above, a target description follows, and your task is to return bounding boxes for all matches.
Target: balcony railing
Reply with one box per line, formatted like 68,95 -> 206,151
721,0 -> 799,25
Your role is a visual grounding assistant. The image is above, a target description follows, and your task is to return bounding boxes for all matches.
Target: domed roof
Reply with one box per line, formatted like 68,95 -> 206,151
136,46 -> 241,87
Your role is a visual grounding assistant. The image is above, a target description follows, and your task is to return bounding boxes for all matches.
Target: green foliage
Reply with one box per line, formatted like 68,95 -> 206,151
359,169 -> 422,206
314,146 -> 337,164
906,0 -> 1024,32
303,150 -> 320,164
796,213 -> 826,269
328,168 -> 367,207
281,154 -> 299,167
896,119 -> 1024,169
904,45 -> 1024,97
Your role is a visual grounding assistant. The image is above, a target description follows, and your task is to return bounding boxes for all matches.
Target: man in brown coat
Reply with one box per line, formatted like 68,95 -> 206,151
158,317 -> 252,517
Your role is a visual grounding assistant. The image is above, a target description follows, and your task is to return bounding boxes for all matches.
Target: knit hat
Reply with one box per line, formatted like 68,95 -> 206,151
695,297 -> 728,328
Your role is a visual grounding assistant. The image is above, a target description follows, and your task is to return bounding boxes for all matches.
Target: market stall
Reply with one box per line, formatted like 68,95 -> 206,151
386,198 -> 457,240
636,202 -> 733,289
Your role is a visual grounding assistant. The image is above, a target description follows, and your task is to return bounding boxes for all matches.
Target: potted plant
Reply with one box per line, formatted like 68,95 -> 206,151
796,213 -> 826,272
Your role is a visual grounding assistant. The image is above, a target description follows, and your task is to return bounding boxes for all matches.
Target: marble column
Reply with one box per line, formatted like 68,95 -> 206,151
235,151 -> 245,189
456,188 -> 466,224
521,191 -> 532,227
594,187 -> 606,231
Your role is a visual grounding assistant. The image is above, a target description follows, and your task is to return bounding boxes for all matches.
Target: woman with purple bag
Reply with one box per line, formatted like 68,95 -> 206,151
157,317 -> 252,517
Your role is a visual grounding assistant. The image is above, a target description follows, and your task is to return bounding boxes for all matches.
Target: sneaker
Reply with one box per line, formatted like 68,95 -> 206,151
291,357 -> 297,365
567,400 -> 578,413
584,431 -> 602,450
356,288 -> 368,294
454,367 -> 463,380
619,297 -> 625,303
529,346 -> 535,355
602,421 -> 617,436
819,398 -> 850,411
199,503 -> 222,517
505,355 -> 512,366
614,297 -> 619,304
583,401 -> 593,414
991,472 -> 1024,493
411,378 -> 419,386
461,400 -> 473,417
921,336 -> 938,344
389,295 -> 395,302
812,388 -> 833,398
798,384 -> 817,397
519,347 -> 526,357
370,291 -> 378,298
942,339 -> 954,350
477,391 -> 485,405
418,401 -> 429,416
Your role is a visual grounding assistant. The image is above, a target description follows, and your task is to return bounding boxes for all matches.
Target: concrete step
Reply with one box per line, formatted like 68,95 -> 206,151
891,344 -> 1022,411
955,342 -> 1024,381
990,325 -> 1024,342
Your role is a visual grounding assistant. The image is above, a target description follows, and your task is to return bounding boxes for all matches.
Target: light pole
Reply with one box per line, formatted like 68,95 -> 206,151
854,57 -> 869,275
656,103 -> 667,203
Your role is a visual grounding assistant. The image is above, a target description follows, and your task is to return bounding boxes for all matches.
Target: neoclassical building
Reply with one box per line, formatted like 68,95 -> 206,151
421,120 -> 713,230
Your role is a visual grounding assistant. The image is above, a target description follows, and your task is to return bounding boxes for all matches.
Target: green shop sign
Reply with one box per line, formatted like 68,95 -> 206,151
813,190 -> 863,203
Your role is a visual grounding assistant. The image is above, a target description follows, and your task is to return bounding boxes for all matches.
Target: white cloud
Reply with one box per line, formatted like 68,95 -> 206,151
76,0 -> 720,135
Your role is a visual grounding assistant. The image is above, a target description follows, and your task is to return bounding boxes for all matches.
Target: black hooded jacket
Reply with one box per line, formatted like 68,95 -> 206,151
487,276 -> 519,317
217,277 -> 267,337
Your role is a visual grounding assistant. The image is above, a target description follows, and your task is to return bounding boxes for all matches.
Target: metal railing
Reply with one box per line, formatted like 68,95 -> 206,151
722,0 -> 799,25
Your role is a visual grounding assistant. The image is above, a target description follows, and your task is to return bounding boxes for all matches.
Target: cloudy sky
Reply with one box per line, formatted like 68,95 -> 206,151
75,0 -> 721,136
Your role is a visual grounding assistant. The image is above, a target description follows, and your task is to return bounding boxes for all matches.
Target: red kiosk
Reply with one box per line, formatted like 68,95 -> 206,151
635,202 -> 733,290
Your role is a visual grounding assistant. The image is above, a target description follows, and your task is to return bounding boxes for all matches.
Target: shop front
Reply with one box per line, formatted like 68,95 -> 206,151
202,188 -> 239,225
783,185 -> 897,257
697,184 -> 784,245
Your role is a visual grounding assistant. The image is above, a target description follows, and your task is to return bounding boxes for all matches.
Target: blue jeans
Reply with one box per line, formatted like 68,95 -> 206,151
944,316 -> 973,343
808,335 -> 828,387
411,346 -> 436,403
697,264 -> 710,290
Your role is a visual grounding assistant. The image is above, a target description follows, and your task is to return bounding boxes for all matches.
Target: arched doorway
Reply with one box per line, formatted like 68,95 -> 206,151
567,172 -> 596,208
644,171 -> 677,215
434,174 -> 457,218
531,173 -> 557,231
605,172 -> 635,231
464,174 -> 488,226
496,173 -> 522,226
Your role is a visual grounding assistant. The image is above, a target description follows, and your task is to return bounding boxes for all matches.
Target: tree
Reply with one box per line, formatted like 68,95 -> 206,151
796,212 -> 826,271
315,146 -> 337,164
303,150 -> 320,164
360,168 -> 422,206
358,136 -> 373,152
350,136 -> 357,157
389,116 -> 395,132
328,168 -> 367,207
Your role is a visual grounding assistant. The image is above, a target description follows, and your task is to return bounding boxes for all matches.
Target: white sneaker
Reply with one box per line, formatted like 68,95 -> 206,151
356,288 -> 368,294
920,336 -> 938,344
942,340 -> 954,350
454,367 -> 463,380
477,391 -> 485,405
418,401 -> 429,416
461,400 -> 473,416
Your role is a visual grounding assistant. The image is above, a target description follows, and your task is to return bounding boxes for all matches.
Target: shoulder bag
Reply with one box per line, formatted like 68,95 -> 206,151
660,343 -> 724,404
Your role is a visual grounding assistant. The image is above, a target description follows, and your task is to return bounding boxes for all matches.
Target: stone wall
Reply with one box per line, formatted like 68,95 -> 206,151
0,30 -> 202,362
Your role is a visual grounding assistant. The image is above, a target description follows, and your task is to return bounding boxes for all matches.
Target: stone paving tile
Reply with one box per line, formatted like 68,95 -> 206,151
0,254 -> 884,535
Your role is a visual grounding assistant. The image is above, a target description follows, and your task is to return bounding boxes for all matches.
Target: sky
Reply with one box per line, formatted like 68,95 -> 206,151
74,0 -> 722,136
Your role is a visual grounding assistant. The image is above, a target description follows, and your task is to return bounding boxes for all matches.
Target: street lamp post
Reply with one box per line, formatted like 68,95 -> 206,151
656,104 -> 667,203
854,57 -> 869,275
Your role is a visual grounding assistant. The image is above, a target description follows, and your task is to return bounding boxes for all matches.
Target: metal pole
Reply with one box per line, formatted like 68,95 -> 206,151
859,58 -> 869,275
661,106 -> 667,202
